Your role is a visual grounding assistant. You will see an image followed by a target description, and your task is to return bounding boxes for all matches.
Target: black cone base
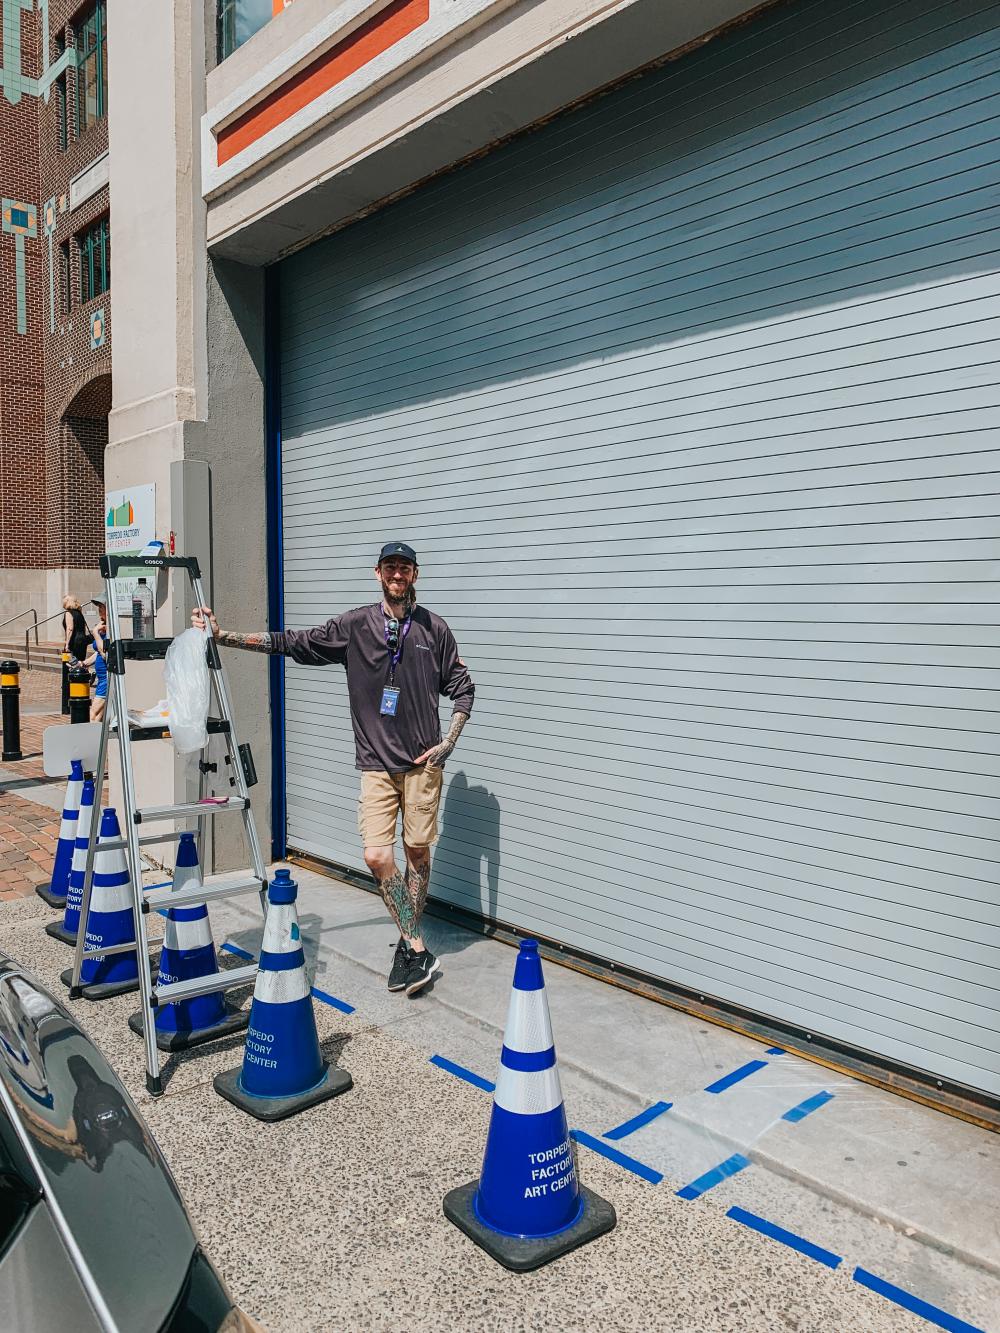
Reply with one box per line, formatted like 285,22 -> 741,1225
443,1181 -> 617,1272
45,920 -> 78,946
213,1061 -> 353,1122
127,1003 -> 249,1052
35,883 -> 68,909
60,964 -> 154,1002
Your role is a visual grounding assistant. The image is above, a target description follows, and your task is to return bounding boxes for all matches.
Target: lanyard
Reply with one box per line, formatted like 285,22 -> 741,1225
383,611 -> 412,682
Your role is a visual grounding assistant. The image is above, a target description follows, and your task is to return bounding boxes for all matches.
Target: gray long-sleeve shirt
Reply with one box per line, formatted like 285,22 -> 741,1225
274,603 -> 475,773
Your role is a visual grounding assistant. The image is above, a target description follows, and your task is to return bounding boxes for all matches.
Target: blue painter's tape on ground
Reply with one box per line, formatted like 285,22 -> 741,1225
782,1090 -> 835,1124
604,1100 -> 673,1140
676,1153 -> 751,1200
221,941 -> 255,961
705,1060 -> 769,1094
570,1129 -> 664,1184
429,1054 -> 495,1094
311,986 -> 355,1014
853,1267 -> 986,1333
766,1046 -> 786,1055
727,1207 -> 842,1270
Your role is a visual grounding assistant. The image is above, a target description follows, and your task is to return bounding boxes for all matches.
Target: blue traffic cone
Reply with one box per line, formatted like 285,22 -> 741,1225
128,833 -> 249,1051
45,777 -> 96,946
61,808 -> 143,1000
443,940 -> 616,1270
37,759 -> 84,908
213,868 -> 352,1121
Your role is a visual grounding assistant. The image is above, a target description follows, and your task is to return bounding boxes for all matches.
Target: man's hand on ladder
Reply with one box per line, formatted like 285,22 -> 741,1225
192,606 -> 221,639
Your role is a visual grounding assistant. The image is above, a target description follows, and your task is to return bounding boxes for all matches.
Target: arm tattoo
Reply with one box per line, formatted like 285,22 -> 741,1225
422,710 -> 469,767
216,630 -> 279,654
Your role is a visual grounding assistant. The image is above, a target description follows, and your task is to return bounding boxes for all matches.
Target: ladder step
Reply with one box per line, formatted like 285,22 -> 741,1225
137,797 -> 249,823
120,637 -> 175,661
124,717 -> 231,744
80,939 -> 156,960
99,831 -> 190,853
154,963 -> 257,1006
144,872 -> 265,911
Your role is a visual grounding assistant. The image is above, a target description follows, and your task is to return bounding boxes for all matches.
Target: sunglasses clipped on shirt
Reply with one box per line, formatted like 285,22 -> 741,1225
385,618 -> 400,652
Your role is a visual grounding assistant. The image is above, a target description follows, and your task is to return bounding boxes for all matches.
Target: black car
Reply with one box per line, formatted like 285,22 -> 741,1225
0,949 -> 259,1332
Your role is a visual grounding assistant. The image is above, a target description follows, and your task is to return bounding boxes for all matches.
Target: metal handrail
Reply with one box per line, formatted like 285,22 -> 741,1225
23,607 -> 78,671
0,607 -> 38,644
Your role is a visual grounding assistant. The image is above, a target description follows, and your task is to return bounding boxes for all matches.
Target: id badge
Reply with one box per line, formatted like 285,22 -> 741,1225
380,686 -> 400,717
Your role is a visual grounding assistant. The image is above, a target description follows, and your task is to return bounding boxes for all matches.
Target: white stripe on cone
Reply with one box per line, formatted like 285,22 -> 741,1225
69,799 -> 97,884
254,901 -> 309,1005
503,988 -> 555,1054
493,973 -> 564,1116
58,768 -> 84,841
163,914 -> 213,952
494,1064 -> 564,1116
92,833 -> 132,914
172,853 -> 200,894
162,843 -> 215,952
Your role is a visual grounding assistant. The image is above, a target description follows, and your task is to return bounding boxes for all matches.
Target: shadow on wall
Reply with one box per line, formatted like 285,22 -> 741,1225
428,769 -> 500,956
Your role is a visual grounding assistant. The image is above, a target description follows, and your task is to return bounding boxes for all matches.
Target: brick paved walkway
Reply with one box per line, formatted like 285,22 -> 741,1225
16,665 -> 64,713
1,706 -> 108,899
5,709 -> 67,782
0,792 -> 59,901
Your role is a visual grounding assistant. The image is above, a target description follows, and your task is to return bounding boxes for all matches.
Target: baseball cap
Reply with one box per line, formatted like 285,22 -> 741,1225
378,542 -> 417,565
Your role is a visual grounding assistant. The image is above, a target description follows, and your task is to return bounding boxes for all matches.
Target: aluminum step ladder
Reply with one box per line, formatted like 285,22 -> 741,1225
67,553 -> 268,1095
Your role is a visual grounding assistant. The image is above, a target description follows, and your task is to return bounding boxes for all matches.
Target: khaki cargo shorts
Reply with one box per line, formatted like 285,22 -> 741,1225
358,765 -> 444,848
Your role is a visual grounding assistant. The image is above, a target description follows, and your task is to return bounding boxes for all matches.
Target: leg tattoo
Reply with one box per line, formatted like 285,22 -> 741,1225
380,871 -> 418,939
405,858 -> 431,936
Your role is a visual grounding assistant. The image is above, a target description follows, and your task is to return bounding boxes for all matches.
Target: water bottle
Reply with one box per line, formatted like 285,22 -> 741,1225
131,578 -> 154,639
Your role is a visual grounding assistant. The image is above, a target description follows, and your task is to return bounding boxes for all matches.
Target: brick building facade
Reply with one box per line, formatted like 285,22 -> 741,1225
0,0 -> 111,627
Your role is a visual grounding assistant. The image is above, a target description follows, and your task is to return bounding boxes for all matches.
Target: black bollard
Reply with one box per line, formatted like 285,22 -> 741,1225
68,664 -> 92,724
1,660 -> 22,762
60,653 -> 71,715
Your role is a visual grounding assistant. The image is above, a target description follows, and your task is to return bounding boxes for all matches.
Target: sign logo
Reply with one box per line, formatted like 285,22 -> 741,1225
106,497 -> 135,528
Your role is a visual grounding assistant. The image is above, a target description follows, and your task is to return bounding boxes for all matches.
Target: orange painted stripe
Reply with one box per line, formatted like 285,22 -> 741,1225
217,0 -> 430,167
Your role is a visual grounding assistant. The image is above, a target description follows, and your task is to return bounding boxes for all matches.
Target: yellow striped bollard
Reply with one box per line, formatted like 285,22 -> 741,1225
1,660 -> 22,762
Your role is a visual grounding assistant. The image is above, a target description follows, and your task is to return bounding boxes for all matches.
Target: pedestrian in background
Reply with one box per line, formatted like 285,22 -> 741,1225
62,595 -> 90,665
86,599 -> 109,721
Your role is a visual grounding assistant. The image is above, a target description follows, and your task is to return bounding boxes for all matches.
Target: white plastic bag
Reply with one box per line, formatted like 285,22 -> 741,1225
163,628 -> 210,754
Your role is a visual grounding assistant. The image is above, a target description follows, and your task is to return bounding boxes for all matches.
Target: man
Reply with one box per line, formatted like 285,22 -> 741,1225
192,542 -> 474,996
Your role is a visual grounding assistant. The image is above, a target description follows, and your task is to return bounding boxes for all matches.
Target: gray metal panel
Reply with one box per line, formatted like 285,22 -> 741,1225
279,0 -> 1000,1096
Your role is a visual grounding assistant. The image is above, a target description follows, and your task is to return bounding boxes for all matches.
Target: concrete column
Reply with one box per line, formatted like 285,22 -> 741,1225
107,0 -> 271,868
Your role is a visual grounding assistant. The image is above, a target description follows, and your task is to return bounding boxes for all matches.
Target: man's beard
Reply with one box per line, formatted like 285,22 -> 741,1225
381,577 -> 415,613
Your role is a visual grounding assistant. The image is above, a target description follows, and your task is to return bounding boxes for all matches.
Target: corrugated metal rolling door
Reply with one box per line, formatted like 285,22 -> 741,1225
278,0 -> 1000,1098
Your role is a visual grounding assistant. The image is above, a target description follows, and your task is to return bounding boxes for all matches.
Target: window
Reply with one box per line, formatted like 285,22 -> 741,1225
217,0 -> 272,62
78,217 -> 109,303
55,74 -> 68,150
75,0 -> 106,132
54,32 -> 68,150
60,242 -> 72,313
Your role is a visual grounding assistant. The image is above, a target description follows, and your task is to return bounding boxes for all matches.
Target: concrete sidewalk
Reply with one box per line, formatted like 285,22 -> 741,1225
2,870 -> 997,1332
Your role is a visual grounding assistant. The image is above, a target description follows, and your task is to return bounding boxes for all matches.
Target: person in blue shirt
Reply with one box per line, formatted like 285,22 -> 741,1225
85,600 -> 109,722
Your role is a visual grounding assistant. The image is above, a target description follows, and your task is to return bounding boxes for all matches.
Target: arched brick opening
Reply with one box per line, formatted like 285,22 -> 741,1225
47,370 -> 112,569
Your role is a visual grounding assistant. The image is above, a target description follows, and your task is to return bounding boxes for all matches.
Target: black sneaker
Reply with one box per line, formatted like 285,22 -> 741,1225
388,939 -> 411,992
404,948 -> 441,996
